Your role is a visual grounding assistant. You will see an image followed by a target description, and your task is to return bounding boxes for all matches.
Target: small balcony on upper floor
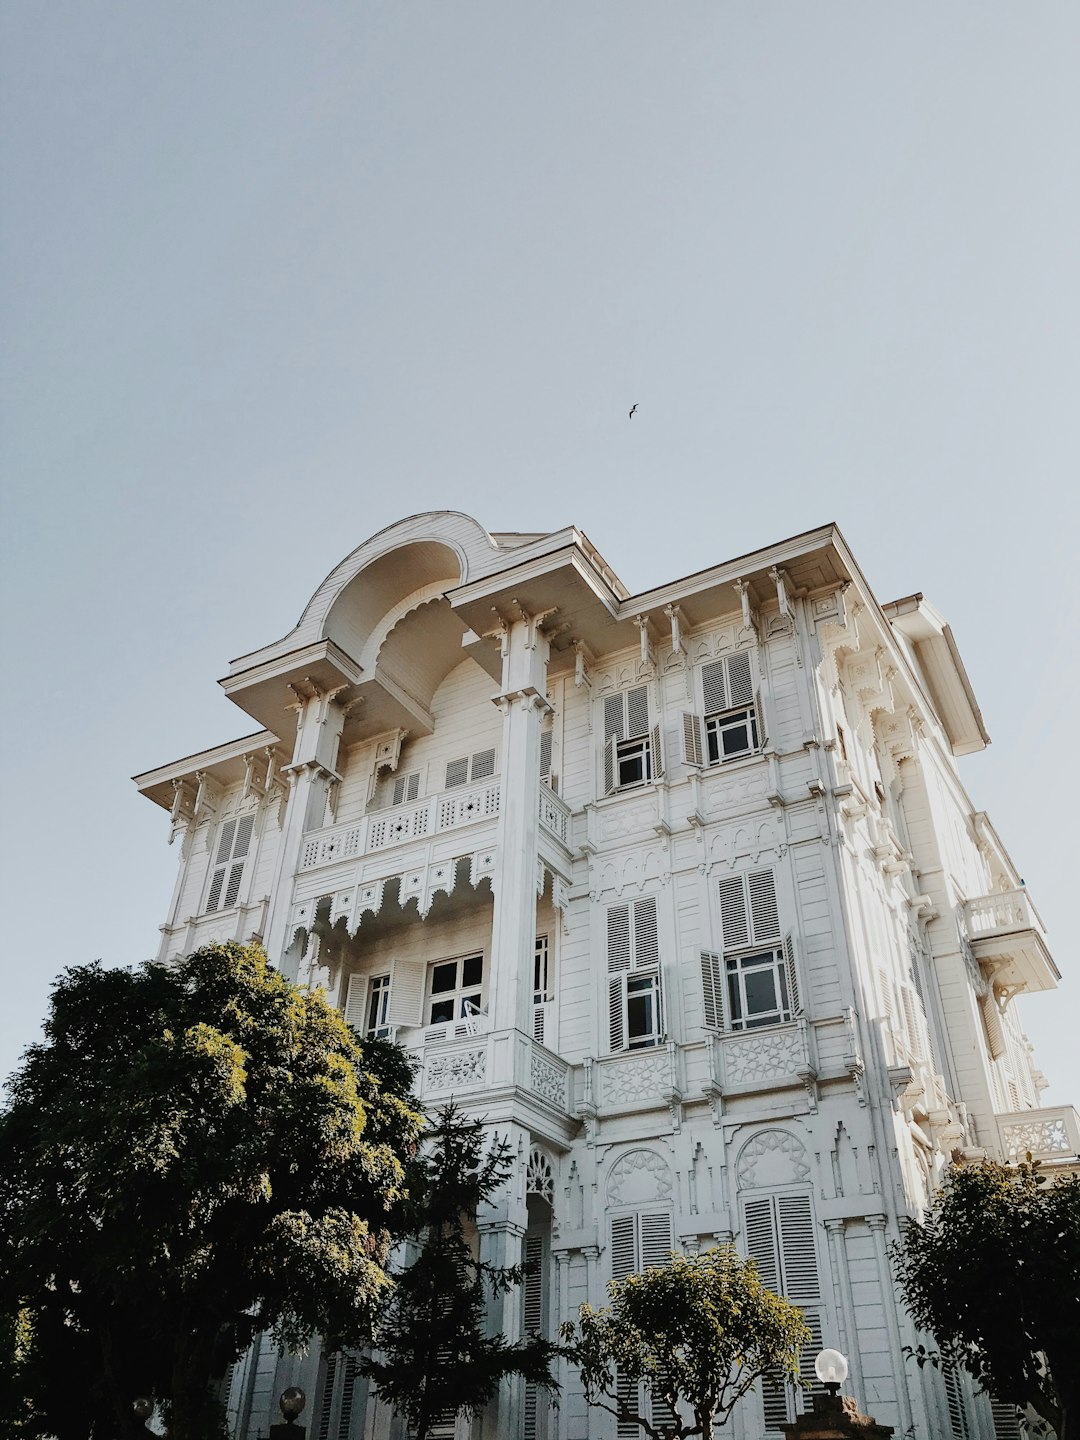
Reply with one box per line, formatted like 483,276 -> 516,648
962,887 -> 1060,996
995,1106 -> 1080,1166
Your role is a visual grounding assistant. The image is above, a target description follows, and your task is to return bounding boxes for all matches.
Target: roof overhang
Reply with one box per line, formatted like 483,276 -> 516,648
133,730 -> 283,811
883,595 -> 990,755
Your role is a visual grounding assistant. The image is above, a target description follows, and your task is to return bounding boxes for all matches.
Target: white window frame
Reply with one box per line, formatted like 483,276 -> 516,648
426,952 -> 485,1030
687,651 -> 763,769
726,947 -> 794,1032
703,871 -> 801,1034
607,897 -> 664,1053
603,686 -> 663,795
533,934 -> 554,1046
705,705 -> 760,764
365,973 -> 392,1039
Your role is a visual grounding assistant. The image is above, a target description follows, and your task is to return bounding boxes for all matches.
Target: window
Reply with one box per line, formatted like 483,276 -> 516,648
445,748 -> 496,789
685,651 -> 761,766
315,1351 -> 360,1440
386,769 -> 420,807
608,898 -> 663,1051
533,935 -> 553,1046
365,974 -> 391,1038
743,1192 -> 822,1430
205,813 -> 254,913
539,724 -> 554,788
702,871 -> 801,1032
428,953 -> 484,1026
604,686 -> 663,794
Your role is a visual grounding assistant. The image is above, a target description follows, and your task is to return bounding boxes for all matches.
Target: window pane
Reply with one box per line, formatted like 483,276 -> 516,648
462,954 -> 483,988
460,991 -> 482,1016
430,998 -> 455,1024
722,721 -> 751,756
727,972 -> 743,1024
431,962 -> 457,995
627,976 -> 657,1046
744,968 -> 779,1017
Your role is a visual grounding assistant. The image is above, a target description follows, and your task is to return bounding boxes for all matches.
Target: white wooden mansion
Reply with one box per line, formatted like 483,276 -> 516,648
134,513 -> 1075,1440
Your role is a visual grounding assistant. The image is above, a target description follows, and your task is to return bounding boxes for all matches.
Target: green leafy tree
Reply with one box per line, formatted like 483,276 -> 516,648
0,942 -> 423,1440
892,1157 -> 1080,1440
561,1245 -> 810,1439
360,1105 -> 561,1440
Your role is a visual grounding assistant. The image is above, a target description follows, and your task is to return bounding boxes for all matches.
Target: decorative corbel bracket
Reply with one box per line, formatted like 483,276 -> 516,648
796,1064 -> 819,1114
632,614 -> 657,675
732,578 -> 759,638
663,603 -> 685,658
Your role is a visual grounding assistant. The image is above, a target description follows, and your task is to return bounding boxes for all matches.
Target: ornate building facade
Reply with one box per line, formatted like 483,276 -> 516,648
134,513 -> 1074,1440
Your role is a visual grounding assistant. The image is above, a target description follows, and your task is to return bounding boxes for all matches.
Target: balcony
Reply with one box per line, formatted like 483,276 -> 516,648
996,1106 -> 1080,1164
962,888 -> 1060,994
299,778 -> 501,872
412,1024 -> 573,1119
538,783 -> 571,846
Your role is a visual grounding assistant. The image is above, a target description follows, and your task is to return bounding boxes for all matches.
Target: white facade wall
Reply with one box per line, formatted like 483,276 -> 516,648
134,514 -> 1068,1440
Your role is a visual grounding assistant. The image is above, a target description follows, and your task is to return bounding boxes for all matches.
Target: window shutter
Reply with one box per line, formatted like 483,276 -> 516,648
539,729 -> 553,782
879,967 -> 898,1034
989,1400 -> 1023,1439
728,649 -> 755,706
605,693 -> 626,745
605,732 -> 618,795
718,875 -> 750,950
626,685 -> 650,738
445,757 -> 469,789
700,951 -> 725,1030
316,1354 -> 337,1440
523,1235 -> 544,1333
748,869 -> 779,941
392,774 -> 407,806
471,748 -> 496,780
337,1355 -> 359,1440
702,660 -> 728,714
533,1004 -> 546,1046
640,1211 -> 673,1270
610,1214 -> 637,1285
206,866 -> 226,914
607,905 -> 632,972
681,712 -> 703,767
796,1312 -> 825,1415
223,860 -> 245,910
776,1194 -> 818,1302
342,972 -> 367,1031
944,1368 -> 970,1439
386,960 -> 426,1027
215,819 -> 237,867
783,934 -> 802,1016
743,1197 -> 781,1293
650,722 -> 664,779
980,993 -> 1006,1063
632,897 -> 659,970
608,975 -> 627,1053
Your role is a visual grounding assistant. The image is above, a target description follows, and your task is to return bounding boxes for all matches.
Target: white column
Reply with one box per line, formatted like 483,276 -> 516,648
488,615 -> 551,1035
824,1218 -> 864,1403
867,1213 -> 915,1437
263,687 -> 347,967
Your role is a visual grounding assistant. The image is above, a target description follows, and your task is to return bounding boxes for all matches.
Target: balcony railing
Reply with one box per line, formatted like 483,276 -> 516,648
539,784 -> 571,846
996,1106 -> 1080,1163
299,779 -> 501,872
965,887 -> 1046,942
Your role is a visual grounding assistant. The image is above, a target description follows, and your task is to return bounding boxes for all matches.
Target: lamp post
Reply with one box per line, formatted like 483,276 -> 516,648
268,1387 -> 307,1440
132,1398 -> 154,1435
778,1349 -> 894,1439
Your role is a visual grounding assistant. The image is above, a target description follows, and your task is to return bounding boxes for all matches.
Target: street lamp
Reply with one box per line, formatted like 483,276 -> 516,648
814,1348 -> 849,1398
279,1388 -> 305,1423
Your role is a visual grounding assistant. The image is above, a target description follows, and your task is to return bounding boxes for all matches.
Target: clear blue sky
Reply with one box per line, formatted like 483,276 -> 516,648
2,3 -> 1078,1105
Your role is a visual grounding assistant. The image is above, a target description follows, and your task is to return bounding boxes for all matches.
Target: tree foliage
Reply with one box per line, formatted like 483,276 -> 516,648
0,943 -> 423,1440
892,1157 -> 1080,1440
561,1245 -> 810,1439
360,1105 -> 561,1440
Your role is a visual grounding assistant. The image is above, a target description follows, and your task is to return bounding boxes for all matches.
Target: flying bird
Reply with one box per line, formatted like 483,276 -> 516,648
629,403 -> 638,419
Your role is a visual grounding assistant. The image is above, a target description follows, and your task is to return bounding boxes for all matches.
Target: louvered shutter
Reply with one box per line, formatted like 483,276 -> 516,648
879,967 -> 898,1034
626,685 -> 650,738
608,976 -> 627,1053
605,733 -> 619,795
445,757 -> 469,788
700,951 -> 725,1030
702,660 -> 728,714
719,875 -> 750,950
681,712 -> 703,767
728,649 -> 754,706
795,1312 -> 824,1415
342,973 -> 367,1031
610,1214 -> 637,1284
337,1355 -> 359,1440
605,693 -> 626,744
386,960 -> 426,1027
539,729 -> 553,783
640,1211 -> 673,1270
393,771 -> 420,805
608,905 -> 632,971
317,1354 -> 337,1440
776,1194 -> 818,1302
633,897 -> 659,970
650,722 -> 664,779
783,934 -> 802,1016
206,819 -> 235,912
743,1198 -> 781,1293
523,1235 -> 544,1440
989,1400 -> 1023,1439
944,1368 -> 970,1439
748,869 -> 780,941
471,748 -> 496,780
533,1004 -> 546,1046
980,993 -> 1006,1063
